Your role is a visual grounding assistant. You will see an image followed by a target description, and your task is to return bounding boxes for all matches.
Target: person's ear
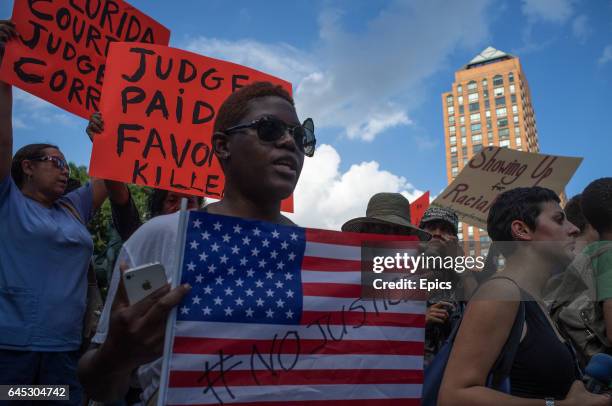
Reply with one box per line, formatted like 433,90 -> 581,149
212,131 -> 231,163
21,160 -> 35,178
510,219 -> 533,241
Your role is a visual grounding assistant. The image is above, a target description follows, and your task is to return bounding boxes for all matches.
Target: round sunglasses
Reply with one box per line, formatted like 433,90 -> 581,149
224,116 -> 316,157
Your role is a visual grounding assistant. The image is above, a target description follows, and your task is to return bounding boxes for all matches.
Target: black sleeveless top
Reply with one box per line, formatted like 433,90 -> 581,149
509,290 -> 578,398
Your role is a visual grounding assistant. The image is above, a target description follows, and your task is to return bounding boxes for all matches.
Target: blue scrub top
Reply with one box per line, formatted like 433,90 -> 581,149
0,175 -> 94,351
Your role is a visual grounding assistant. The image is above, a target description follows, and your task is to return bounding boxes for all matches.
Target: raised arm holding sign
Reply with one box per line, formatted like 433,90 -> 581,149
0,0 -> 170,118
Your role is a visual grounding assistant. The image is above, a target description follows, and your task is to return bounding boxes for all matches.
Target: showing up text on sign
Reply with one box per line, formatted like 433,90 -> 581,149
0,0 -> 170,119
432,146 -> 582,229
89,42 -> 294,212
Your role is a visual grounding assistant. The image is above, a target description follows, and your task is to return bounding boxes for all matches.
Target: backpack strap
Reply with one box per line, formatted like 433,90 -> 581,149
483,276 -> 525,389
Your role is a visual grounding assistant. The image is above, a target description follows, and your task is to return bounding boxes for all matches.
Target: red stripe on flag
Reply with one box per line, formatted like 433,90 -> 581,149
300,310 -> 425,328
173,337 -> 424,356
301,256 -> 362,271
168,400 -> 422,406
168,369 -> 424,387
306,229 -> 419,246
303,283 -> 362,298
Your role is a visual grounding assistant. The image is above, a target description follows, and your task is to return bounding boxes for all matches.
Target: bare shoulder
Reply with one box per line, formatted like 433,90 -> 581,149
471,276 -> 522,302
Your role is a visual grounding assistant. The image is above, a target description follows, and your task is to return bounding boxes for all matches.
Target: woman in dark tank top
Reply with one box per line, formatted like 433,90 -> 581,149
510,291 -> 577,398
437,187 -> 610,406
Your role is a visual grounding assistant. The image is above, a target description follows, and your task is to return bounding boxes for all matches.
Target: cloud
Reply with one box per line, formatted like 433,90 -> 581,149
185,0 -> 492,142
599,45 -> 612,65
13,89 -> 79,128
521,0 -> 576,23
571,14 -> 591,42
287,144 -> 424,230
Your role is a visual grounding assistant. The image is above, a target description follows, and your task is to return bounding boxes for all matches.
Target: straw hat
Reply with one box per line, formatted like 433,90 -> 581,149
341,193 -> 431,240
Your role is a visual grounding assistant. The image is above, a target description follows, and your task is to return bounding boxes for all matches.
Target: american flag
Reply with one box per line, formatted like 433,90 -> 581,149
160,211 -> 425,405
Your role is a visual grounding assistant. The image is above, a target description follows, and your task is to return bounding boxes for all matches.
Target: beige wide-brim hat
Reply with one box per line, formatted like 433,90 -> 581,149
341,193 -> 431,241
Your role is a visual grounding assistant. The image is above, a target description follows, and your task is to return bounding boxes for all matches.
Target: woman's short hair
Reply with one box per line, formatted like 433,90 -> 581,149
486,186 -> 560,255
11,143 -> 59,188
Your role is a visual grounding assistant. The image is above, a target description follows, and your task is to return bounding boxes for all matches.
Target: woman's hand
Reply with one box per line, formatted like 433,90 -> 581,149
0,20 -> 17,49
86,112 -> 104,142
560,380 -> 611,406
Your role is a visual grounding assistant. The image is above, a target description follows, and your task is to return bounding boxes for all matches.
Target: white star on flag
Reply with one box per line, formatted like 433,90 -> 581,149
213,222 -> 222,231
202,306 -> 212,315
275,280 -> 284,289
286,309 -> 294,319
265,289 -> 274,297
265,270 -> 274,279
195,274 -> 204,283
233,224 -> 242,234
207,264 -> 216,273
222,234 -> 231,243
245,308 -> 254,317
290,232 -> 298,241
266,308 -> 274,318
281,241 -> 289,249
253,227 -> 261,236
261,239 -> 270,247
224,307 -> 234,316
235,297 -> 244,306
215,276 -> 224,285
186,262 -> 196,271
219,254 -> 228,264
211,242 -> 220,252
224,287 -> 234,296
213,296 -> 223,305
199,252 -> 208,261
245,288 -> 254,296
189,240 -> 199,250
203,285 -> 212,294
200,231 -> 210,240
192,295 -> 201,305
256,298 -> 265,307
242,236 -> 251,245
288,252 -> 296,261
251,248 -> 260,257
276,299 -> 285,308
231,245 -> 240,254
192,219 -> 202,228
284,272 -> 293,280
180,306 -> 189,315
286,289 -> 294,298
271,230 -> 280,238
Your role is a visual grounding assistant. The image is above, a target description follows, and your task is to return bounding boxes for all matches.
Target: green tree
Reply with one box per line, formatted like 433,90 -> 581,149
68,162 -> 151,291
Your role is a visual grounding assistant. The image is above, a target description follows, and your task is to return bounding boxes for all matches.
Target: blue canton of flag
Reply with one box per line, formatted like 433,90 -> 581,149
177,211 -> 305,325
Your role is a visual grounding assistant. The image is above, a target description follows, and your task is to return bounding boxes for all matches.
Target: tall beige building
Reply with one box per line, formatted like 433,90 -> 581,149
442,46 -> 540,250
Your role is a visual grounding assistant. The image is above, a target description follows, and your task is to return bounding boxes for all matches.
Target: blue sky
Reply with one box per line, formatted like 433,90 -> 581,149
2,0 -> 611,228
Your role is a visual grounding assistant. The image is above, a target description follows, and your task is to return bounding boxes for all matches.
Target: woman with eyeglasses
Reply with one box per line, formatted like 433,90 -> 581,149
0,20 -> 129,405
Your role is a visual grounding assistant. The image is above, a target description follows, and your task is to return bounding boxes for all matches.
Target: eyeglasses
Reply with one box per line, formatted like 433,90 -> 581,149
31,156 -> 70,174
224,116 -> 316,157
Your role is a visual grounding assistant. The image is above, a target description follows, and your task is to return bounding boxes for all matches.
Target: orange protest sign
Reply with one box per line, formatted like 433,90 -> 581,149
410,191 -> 430,226
89,42 -> 295,212
0,0 -> 170,119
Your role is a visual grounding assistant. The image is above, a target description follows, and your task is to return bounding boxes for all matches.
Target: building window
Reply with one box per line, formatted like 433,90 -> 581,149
512,104 -> 518,114
509,84 -> 515,94
448,116 -> 455,125
450,146 -> 457,153
494,87 -> 505,97
461,136 -> 467,145
457,95 -> 464,105
447,106 -> 455,115
472,134 -> 482,143
499,128 -> 510,138
514,127 -> 520,136
451,167 -> 458,177
450,136 -> 457,145
488,131 -> 493,144
449,125 -> 456,134
485,110 -> 491,118
459,105 -> 464,114
470,113 -> 481,123
484,99 -> 490,109
496,107 -> 507,117
469,102 -> 479,112
482,78 -> 488,88
500,139 -> 510,148
473,144 -> 483,153
446,95 -> 454,106
511,94 -> 517,104
459,115 -> 465,124
493,75 -> 504,87
468,93 -> 479,103
471,123 -> 482,133
467,81 -> 477,92
462,146 -> 468,156
497,118 -> 508,128
460,126 -> 466,136
515,137 -> 522,146
508,72 -> 514,83
495,96 -> 506,106
513,115 -> 519,124
486,118 -> 492,129
457,84 -> 463,93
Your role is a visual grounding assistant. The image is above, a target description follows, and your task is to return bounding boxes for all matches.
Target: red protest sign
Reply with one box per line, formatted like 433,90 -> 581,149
0,0 -> 170,119
410,191 -> 430,226
89,42 -> 295,212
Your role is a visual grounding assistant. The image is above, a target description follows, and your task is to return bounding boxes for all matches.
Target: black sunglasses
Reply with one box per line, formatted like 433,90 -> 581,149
30,156 -> 70,174
224,116 -> 316,157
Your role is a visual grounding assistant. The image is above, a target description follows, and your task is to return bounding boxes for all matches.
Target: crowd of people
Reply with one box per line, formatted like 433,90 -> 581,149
1,19 -> 611,406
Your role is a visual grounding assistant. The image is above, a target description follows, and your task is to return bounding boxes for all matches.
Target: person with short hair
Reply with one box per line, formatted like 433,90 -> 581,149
581,178 -> 612,343
77,81 -> 316,404
565,194 -> 599,255
438,187 -> 609,405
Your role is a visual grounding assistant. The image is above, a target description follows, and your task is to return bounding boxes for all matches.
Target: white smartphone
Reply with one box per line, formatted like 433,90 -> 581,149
122,263 -> 168,305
